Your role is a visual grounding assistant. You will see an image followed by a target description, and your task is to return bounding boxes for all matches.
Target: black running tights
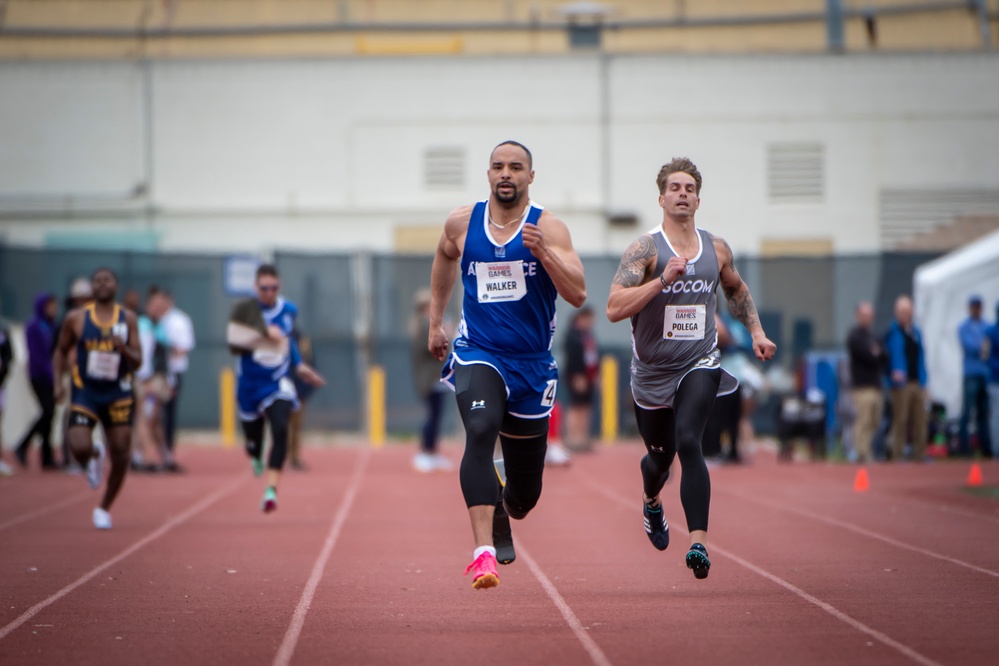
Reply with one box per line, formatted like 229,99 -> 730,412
635,368 -> 721,532
242,399 -> 293,471
455,364 -> 548,515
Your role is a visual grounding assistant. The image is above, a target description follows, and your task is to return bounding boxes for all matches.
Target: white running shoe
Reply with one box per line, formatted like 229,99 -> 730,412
92,507 -> 112,530
545,443 -> 572,467
86,441 -> 105,490
413,452 -> 436,473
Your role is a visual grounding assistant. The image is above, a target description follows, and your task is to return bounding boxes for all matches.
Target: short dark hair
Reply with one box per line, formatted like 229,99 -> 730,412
656,157 -> 703,195
492,140 -> 533,168
91,267 -> 118,282
256,264 -> 279,280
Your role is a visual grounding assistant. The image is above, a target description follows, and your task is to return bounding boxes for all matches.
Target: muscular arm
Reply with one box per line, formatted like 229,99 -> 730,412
428,206 -> 471,361
526,213 -> 586,308
606,235 -> 662,323
713,234 -> 775,361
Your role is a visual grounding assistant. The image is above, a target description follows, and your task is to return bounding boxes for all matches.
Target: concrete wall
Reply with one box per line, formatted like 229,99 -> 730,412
1,53 -> 997,257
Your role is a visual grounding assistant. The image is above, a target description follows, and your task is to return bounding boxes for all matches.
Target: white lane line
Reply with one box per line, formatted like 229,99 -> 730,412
0,474 -> 248,642
0,490 -> 93,532
764,465 -> 999,526
715,546 -> 945,666
518,544 -> 613,666
721,488 -> 999,579
578,473 -> 946,666
272,448 -> 370,666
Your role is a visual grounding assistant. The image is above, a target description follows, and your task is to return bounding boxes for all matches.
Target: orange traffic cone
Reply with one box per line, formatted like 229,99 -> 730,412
853,467 -> 870,493
967,463 -> 983,487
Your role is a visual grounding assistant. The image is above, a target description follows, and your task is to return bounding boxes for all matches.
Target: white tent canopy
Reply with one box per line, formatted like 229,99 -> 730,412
913,228 -> 999,418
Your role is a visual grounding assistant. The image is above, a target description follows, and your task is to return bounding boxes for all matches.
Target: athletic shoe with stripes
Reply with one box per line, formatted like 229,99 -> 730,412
261,486 -> 278,513
464,551 -> 500,590
643,500 -> 670,551
686,543 -> 711,580
492,458 -> 516,565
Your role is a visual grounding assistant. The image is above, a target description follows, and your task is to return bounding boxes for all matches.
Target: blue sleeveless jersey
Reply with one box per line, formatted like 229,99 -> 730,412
73,303 -> 132,394
236,296 -> 301,418
455,199 -> 558,355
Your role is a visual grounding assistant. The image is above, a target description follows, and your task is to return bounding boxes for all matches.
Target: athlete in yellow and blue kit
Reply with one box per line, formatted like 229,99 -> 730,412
54,268 -> 141,530
429,141 -> 587,589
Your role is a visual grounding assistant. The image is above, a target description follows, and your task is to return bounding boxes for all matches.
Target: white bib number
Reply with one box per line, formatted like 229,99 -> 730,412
663,304 -> 706,340
86,350 -> 121,380
476,261 -> 527,303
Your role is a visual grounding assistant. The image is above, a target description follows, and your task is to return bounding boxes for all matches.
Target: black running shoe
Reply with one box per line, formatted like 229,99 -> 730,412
686,543 -> 711,580
643,501 -> 670,551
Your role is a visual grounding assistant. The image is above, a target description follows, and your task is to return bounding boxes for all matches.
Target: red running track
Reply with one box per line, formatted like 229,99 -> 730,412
2,442 -> 998,666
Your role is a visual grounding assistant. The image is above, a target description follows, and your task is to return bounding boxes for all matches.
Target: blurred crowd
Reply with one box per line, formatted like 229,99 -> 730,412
839,294 -> 998,464
0,278 -> 195,476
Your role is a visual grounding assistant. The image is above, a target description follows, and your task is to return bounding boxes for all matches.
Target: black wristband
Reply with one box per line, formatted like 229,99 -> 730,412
660,274 -> 669,289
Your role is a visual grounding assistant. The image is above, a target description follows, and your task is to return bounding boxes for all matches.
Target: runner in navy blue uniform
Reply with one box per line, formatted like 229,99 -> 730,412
607,158 -> 776,579
430,141 -> 587,589
53,268 -> 142,530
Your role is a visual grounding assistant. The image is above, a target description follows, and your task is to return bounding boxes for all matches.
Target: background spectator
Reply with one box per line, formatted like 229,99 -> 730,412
847,301 -> 886,464
15,292 -> 59,470
563,305 -> 599,453
289,327 -> 317,471
957,295 -> 991,458
409,289 -> 452,473
153,289 -> 195,472
0,320 -> 13,476
705,313 -> 743,463
986,300 -> 999,459
886,295 -> 928,462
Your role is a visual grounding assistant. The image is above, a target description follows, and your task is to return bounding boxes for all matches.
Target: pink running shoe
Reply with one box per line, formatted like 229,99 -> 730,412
464,551 -> 500,590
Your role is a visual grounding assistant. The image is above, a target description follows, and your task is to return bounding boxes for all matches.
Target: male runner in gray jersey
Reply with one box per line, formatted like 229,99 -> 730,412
606,157 -> 776,580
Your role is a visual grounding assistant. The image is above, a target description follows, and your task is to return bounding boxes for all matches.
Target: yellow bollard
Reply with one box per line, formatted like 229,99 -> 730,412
368,365 -> 386,448
600,354 -> 619,445
219,367 -> 237,448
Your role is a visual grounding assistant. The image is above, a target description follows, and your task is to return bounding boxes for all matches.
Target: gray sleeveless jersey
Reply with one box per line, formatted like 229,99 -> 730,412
630,227 -> 738,408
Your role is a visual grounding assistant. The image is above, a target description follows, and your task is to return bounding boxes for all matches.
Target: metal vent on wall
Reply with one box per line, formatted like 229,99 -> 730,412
424,147 -> 465,189
879,189 -> 999,248
768,143 -> 824,203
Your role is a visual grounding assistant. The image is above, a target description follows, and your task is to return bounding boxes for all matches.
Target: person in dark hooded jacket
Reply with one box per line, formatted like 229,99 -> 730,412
15,292 -> 59,469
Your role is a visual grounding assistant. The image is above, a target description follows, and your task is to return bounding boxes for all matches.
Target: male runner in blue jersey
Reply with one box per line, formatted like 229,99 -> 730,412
429,141 -> 587,589
54,268 -> 142,530
235,264 -> 324,513
607,158 -> 776,579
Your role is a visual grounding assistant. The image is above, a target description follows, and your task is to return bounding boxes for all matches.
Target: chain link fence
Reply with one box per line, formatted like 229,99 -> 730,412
0,244 -> 940,437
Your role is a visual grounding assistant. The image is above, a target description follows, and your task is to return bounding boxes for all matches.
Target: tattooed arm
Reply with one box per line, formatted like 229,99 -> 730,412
712,233 -> 776,362
606,234 -> 681,322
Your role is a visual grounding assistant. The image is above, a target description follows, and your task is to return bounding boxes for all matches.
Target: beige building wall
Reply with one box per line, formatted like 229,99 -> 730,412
0,0 -> 994,59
